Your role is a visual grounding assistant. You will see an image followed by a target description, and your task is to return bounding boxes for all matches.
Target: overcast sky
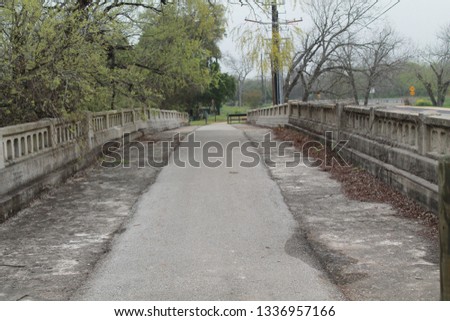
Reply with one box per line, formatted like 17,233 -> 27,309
219,0 -> 450,69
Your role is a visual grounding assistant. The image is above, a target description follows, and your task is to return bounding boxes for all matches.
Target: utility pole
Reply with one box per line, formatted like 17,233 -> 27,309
245,1 -> 300,106
260,52 -> 266,105
271,3 -> 281,106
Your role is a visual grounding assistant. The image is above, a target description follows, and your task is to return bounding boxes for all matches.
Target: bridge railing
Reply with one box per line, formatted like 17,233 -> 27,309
341,105 -> 450,158
248,100 -> 450,213
248,101 -> 450,158
0,107 -> 189,170
0,121 -> 54,167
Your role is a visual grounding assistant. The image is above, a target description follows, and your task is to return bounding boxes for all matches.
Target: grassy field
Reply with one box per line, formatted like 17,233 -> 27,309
189,105 -> 250,126
414,97 -> 450,108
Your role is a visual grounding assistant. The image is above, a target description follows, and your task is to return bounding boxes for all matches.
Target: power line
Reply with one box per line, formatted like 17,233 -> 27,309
355,0 -> 401,35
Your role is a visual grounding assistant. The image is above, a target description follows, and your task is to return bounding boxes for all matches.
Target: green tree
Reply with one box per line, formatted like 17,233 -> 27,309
0,0 -> 116,125
134,0 -> 226,110
0,0 -> 227,126
199,62 -> 236,115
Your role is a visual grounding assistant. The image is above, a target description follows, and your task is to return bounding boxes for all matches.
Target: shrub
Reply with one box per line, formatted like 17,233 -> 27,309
415,99 -> 433,106
243,90 -> 263,108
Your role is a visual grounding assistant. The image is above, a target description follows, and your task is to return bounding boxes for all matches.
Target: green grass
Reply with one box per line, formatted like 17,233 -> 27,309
414,97 -> 450,108
221,105 -> 250,115
189,105 -> 251,126
190,116 -> 227,126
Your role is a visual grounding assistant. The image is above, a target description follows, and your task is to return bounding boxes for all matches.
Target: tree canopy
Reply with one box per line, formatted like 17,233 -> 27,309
0,0 -> 234,126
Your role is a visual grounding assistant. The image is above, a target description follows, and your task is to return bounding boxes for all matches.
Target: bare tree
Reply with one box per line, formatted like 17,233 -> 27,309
223,53 -> 253,107
283,0 -> 378,102
416,24 -> 450,107
335,41 -> 361,104
335,27 -> 406,106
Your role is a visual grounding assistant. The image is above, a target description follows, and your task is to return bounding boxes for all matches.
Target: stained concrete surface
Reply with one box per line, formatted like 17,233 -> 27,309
242,125 -> 440,300
0,127 -> 195,300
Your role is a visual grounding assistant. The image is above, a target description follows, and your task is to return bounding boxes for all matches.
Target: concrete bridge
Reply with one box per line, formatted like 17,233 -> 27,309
0,103 -> 443,301
249,101 -> 450,214
0,108 -> 189,223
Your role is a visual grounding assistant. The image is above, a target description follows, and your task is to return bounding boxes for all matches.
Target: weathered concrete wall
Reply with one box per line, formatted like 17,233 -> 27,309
247,104 -> 290,128
0,108 -> 189,223
248,101 -> 449,213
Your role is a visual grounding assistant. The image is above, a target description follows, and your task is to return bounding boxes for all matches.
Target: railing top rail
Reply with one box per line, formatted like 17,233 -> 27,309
310,103 -> 336,109
0,119 -> 58,136
0,107 -> 189,130
372,108 -> 422,121
423,114 -> 450,128
343,105 -> 373,114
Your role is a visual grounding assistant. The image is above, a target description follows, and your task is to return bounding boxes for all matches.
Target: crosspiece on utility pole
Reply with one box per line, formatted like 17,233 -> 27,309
439,156 -> 450,301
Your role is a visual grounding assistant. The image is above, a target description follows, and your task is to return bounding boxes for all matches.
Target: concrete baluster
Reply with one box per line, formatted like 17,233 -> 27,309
121,111 -> 125,127
369,107 -> 377,137
48,121 -> 56,148
320,105 -> 325,124
335,104 -> 344,140
418,113 -> 428,155
85,112 -> 94,149
0,132 -> 4,169
418,112 -> 440,156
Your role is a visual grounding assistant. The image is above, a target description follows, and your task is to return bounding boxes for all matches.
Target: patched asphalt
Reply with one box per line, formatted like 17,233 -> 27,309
75,123 -> 344,300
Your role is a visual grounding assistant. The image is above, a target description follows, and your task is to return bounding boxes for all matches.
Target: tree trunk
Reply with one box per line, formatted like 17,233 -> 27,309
438,156 -> 450,300
363,76 -> 374,106
417,72 -> 438,106
363,96 -> 369,106
363,87 -> 371,106
300,74 -> 310,102
352,88 -> 360,105
238,80 -> 243,107
348,71 -> 359,105
108,46 -> 116,110
437,81 -> 450,107
301,89 -> 310,102
284,70 -> 301,103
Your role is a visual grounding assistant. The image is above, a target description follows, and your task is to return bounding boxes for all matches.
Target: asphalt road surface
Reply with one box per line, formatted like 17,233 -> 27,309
75,123 -> 343,300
